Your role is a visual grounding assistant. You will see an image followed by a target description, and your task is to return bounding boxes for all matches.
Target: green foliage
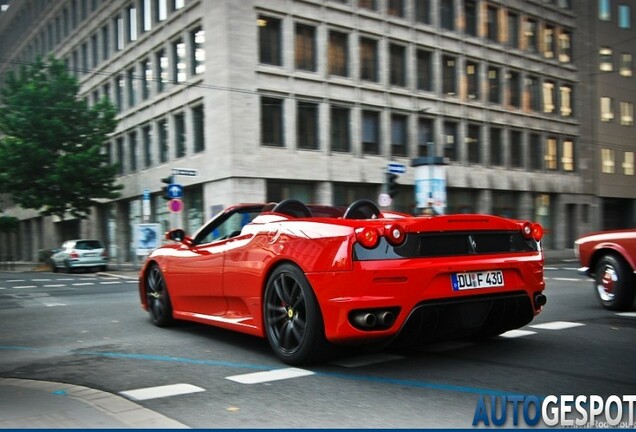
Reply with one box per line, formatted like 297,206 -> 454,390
0,215 -> 19,233
0,56 -> 122,219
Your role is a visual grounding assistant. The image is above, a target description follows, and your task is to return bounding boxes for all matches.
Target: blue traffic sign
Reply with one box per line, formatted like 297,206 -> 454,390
387,162 -> 407,174
167,184 -> 183,199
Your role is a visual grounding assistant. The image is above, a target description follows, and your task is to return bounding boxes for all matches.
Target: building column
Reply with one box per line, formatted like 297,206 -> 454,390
477,189 -> 492,214
315,182 -> 333,205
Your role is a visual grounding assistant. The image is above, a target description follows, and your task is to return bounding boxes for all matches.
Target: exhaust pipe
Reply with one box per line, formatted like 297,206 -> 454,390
377,311 -> 395,328
534,293 -> 547,308
353,312 -> 377,329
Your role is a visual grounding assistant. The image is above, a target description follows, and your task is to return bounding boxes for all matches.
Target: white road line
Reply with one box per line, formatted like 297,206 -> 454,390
44,303 -> 67,307
330,353 -> 404,368
616,312 -> 636,318
499,329 -> 537,338
553,277 -> 585,282
7,280 -> 25,283
72,283 -> 94,286
99,281 -> 121,285
32,279 -> 51,282
120,383 -> 205,401
57,278 -> 74,281
13,285 -> 36,289
563,267 -> 580,271
530,321 -> 585,330
226,368 -> 315,384
43,284 -> 66,288
544,267 -> 559,271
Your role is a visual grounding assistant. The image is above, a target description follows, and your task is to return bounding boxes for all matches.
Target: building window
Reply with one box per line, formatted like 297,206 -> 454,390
601,96 -> 614,121
620,53 -> 633,77
602,148 -> 615,173
158,119 -> 168,163
127,4 -> 138,42
331,105 -> 351,152
389,43 -> 406,87
619,5 -> 631,28
141,58 -> 151,100
362,110 -> 380,155
142,0 -> 152,32
115,14 -> 124,51
358,0 -> 377,11
600,47 -> 613,71
561,139 -> 574,172
142,124 -> 152,168
624,152 -> 635,175
510,130 -> 523,168
417,117 -> 434,157
387,0 -> 404,18
599,0 -> 611,20
466,124 -> 481,164
261,97 -> 284,147
464,0 -> 477,37
416,49 -> 432,91
543,25 -> 555,59
440,0 -> 455,30
91,33 -> 99,67
129,131 -> 138,172
174,113 -> 186,158
545,137 -> 558,170
543,81 -> 556,114
507,12 -> 520,48
328,31 -> 348,77
156,49 -> 168,92
443,121 -> 458,161
560,85 -> 572,117
126,67 -> 136,107
101,24 -> 109,61
524,18 -> 538,52
116,74 -> 124,112
466,60 -> 479,99
488,66 -> 501,104
414,0 -> 431,24
258,16 -> 282,66
193,104 -> 205,153
155,0 -> 167,22
116,137 -> 125,174
172,38 -> 186,83
507,70 -> 521,108
191,27 -> 205,75
442,55 -> 457,96
391,114 -> 407,157
486,5 -> 499,42
295,24 -> 316,72
297,101 -> 319,150
620,101 -> 634,125
559,30 -> 572,63
529,133 -> 542,170
360,37 -> 378,82
490,127 -> 503,166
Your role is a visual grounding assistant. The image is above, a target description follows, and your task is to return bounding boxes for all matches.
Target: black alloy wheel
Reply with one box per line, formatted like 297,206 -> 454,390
594,254 -> 635,311
264,264 -> 328,365
145,264 -> 174,327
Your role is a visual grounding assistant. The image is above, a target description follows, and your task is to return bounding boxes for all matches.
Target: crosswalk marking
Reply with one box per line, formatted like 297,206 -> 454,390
120,383 -> 205,401
226,367 -> 315,384
530,321 -> 585,330
616,312 -> 636,318
499,329 -> 537,338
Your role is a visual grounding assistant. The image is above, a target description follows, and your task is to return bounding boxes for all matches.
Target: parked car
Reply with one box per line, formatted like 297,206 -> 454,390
50,239 -> 108,273
575,229 -> 636,310
138,199 -> 547,365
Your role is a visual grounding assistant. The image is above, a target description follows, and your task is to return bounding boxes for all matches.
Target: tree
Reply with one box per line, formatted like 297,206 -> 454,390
0,56 -> 122,220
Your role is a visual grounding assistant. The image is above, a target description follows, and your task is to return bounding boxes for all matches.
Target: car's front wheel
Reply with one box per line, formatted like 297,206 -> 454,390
264,263 -> 329,365
594,254 -> 635,311
145,264 -> 174,326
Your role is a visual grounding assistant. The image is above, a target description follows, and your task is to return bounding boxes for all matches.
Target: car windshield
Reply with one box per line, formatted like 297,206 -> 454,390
75,240 -> 103,250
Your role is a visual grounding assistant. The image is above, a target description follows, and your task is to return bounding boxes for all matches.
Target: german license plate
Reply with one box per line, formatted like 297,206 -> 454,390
451,270 -> 504,291
83,252 -> 97,257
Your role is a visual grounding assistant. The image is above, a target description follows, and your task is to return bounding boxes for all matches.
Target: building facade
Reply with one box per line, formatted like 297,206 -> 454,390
0,0 -> 631,264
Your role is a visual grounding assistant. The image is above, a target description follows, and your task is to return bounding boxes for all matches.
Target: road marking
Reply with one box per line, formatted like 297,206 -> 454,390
32,279 -> 51,282
530,321 -> 585,330
99,281 -> 121,285
57,278 -> 74,281
44,303 -> 67,307
544,267 -> 558,271
120,383 -> 205,401
563,267 -> 579,271
7,280 -> 25,283
331,353 -> 404,368
616,312 -> 636,318
43,284 -> 66,288
13,285 -> 36,289
499,329 -> 537,338
226,367 -> 315,384
553,277 -> 584,282
72,283 -> 94,286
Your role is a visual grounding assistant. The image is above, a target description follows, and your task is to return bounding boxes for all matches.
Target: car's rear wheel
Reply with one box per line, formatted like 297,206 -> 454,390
145,264 -> 174,327
594,254 -> 635,311
264,263 -> 329,365
50,260 -> 59,273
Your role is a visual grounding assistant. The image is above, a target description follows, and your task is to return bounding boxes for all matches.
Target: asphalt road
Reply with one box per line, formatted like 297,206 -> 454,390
0,266 -> 634,428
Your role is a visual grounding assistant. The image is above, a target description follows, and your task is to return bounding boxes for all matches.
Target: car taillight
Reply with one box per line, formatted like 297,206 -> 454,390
101,250 -> 108,258
70,251 -> 79,259
355,227 -> 380,249
384,223 -> 406,246
522,222 -> 544,241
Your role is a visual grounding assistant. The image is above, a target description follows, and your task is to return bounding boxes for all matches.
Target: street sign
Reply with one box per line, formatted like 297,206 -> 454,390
172,168 -> 198,177
387,162 -> 407,174
168,198 -> 184,213
167,184 -> 183,199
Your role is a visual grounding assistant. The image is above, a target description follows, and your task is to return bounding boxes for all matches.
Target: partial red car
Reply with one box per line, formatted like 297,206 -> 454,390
575,229 -> 636,310
138,199 -> 546,365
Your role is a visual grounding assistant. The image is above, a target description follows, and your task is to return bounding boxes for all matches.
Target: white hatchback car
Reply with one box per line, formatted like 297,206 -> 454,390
50,239 -> 108,273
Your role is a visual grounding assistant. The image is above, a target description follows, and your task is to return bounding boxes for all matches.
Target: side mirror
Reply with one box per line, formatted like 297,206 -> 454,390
166,229 -> 187,243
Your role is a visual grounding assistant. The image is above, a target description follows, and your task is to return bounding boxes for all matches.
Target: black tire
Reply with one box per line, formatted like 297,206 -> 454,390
50,260 -> 59,273
264,263 -> 329,365
594,254 -> 635,311
145,264 -> 174,327
64,260 -> 73,274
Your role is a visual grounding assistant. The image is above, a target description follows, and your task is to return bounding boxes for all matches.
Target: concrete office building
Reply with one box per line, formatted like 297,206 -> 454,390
0,0 -> 613,264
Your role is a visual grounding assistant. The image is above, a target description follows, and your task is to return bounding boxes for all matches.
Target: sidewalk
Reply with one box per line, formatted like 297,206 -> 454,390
0,378 -> 189,428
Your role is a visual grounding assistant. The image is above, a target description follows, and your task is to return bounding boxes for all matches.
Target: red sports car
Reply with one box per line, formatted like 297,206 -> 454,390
575,229 -> 636,310
138,199 -> 546,365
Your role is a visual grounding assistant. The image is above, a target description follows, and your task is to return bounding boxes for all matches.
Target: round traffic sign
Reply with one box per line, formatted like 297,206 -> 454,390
168,198 -> 184,213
